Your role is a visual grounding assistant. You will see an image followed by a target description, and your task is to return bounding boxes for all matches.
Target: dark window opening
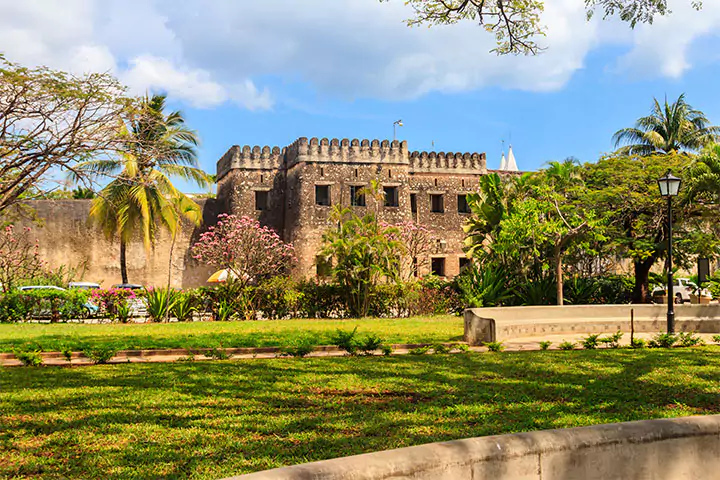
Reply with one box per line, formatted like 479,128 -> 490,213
412,257 -> 418,277
320,167 -> 324,177
461,179 -> 465,188
316,256 -> 332,278
430,194 -> 444,213
260,174 -> 264,184
459,257 -> 471,272
350,185 -> 366,207
410,193 -> 417,213
354,168 -> 358,178
434,178 -> 438,187
255,191 -> 268,211
384,186 -> 399,207
457,194 -> 470,214
315,185 -> 331,206
388,169 -> 392,178
431,257 -> 446,277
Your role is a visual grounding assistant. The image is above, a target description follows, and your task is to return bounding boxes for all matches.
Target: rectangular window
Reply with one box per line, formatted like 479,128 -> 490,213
255,191 -> 268,211
384,186 -> 399,207
459,257 -> 471,273
457,194 -> 470,214
316,256 -> 332,278
430,194 -> 444,213
431,257 -> 446,277
350,185 -> 366,207
410,193 -> 417,213
315,185 -> 331,206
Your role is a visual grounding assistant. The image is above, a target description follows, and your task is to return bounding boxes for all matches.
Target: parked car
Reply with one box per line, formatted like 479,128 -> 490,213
68,282 -> 101,290
112,283 -> 145,290
652,278 -> 709,304
18,285 -> 99,315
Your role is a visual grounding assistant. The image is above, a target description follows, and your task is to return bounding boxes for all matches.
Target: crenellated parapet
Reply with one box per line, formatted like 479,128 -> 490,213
409,151 -> 486,174
286,137 -> 410,168
216,144 -> 286,180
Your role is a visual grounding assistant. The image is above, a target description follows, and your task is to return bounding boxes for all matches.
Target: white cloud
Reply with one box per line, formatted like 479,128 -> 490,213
0,0 -> 719,106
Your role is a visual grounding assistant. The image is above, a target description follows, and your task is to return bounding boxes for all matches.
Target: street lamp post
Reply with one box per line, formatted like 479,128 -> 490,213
657,171 -> 682,334
393,119 -> 403,141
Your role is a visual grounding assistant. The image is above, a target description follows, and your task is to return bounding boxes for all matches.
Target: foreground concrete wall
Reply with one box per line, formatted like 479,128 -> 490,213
13,200 -> 217,288
227,415 -> 720,480
464,304 -> 720,345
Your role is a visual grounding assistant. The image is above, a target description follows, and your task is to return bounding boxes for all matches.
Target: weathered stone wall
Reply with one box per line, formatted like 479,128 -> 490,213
14,199 -> 217,289
217,136 -> 490,279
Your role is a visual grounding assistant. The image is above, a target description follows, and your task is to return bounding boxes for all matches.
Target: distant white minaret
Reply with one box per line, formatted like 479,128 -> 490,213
499,151 -> 507,170
505,145 -> 519,172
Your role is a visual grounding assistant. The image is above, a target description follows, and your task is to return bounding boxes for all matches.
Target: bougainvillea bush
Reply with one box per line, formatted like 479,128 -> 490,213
191,214 -> 296,287
0,225 -> 45,293
90,288 -> 137,319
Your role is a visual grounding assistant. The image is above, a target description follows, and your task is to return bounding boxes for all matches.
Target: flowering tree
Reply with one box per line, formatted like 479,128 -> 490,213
0,225 -> 45,292
383,221 -> 434,280
191,214 -> 296,287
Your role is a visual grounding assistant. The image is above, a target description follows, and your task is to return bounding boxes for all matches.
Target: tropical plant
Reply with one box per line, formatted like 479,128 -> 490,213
456,263 -> 513,307
84,346 -> 118,364
191,214 -> 296,288
539,341 -> 552,351
281,334 -> 317,358
648,333 -> 678,348
332,327 -> 360,355
612,94 -> 720,156
76,94 -> 211,284
171,291 -> 196,322
581,334 -> 601,350
360,335 -> 384,355
145,287 -> 177,322
485,341 -> 505,352
463,173 -> 511,259
558,341 -> 575,351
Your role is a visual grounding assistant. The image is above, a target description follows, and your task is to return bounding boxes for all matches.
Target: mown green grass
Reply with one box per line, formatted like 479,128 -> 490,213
0,316 -> 463,353
2,348 -> 719,479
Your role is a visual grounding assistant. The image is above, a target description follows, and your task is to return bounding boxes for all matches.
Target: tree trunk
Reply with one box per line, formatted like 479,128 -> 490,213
554,243 -> 564,306
632,257 -> 655,304
120,239 -> 128,284
165,233 -> 176,322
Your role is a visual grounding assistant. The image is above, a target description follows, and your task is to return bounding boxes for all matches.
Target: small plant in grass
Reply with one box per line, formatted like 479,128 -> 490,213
599,331 -> 623,349
84,346 -> 117,364
432,343 -> 451,354
678,332 -> 704,347
539,341 -> 552,351
409,346 -> 431,355
631,338 -> 647,349
14,348 -> 43,367
176,353 -> 196,362
581,334 -> 600,350
331,327 -> 359,355
205,348 -> 231,360
559,341 -> 575,351
649,333 -> 678,349
485,341 -> 505,352
281,335 -> 316,358
171,292 -> 196,322
62,348 -> 73,362
453,343 -> 470,353
712,334 -> 720,344
380,344 -> 393,356
360,334 -> 384,356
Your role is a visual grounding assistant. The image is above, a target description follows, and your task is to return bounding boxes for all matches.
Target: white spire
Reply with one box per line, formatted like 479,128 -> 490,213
499,152 -> 507,170
505,145 -> 519,172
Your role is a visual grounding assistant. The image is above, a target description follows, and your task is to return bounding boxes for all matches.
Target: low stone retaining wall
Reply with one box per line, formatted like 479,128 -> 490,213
464,304 -> 720,345
226,415 -> 720,480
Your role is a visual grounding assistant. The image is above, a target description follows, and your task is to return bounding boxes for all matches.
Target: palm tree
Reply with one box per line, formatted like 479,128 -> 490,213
687,144 -> 720,204
77,94 -> 211,284
613,94 -> 720,156
543,158 -> 582,191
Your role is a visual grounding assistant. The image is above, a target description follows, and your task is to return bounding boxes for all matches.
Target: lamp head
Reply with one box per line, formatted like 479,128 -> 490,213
657,171 -> 682,197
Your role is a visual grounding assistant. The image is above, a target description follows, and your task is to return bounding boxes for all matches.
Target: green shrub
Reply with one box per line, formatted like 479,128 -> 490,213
630,337 -> 647,349
215,300 -> 236,322
581,334 -> 600,350
539,341 -> 552,350
14,349 -> 43,367
380,344 -> 393,356
331,327 -> 359,355
116,302 -> 131,323
84,346 -> 117,364
559,341 -> 575,351
453,343 -> 470,353
171,292 -> 196,322
515,275 -> 556,306
432,343 -> 450,354
456,264 -> 513,308
598,331 -> 623,349
0,288 -> 92,322
360,334 -> 384,355
712,334 -> 720,345
256,276 -> 303,319
62,348 -> 73,362
409,346 -> 431,355
281,335 -> 317,358
90,288 -> 136,319
205,347 -> 232,360
677,332 -> 704,347
563,277 -> 600,305
145,288 -> 177,321
296,281 -> 347,318
485,341 -> 505,352
649,333 -> 678,349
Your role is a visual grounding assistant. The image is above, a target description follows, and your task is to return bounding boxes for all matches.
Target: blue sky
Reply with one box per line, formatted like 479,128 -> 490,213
3,0 -> 720,192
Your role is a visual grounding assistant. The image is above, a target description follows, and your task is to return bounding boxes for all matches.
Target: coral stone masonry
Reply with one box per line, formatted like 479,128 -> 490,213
217,137 -> 495,278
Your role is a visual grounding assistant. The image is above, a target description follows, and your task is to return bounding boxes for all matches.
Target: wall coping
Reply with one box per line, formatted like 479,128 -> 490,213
225,415 -> 720,479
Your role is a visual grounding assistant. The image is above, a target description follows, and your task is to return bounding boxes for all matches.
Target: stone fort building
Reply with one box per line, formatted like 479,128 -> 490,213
216,137 -> 517,279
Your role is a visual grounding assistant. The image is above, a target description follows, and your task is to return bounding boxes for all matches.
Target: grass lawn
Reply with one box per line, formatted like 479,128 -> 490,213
2,348 -> 719,479
0,316 -> 463,353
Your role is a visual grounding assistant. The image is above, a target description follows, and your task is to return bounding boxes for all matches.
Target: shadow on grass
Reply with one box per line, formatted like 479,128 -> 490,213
1,348 -> 719,479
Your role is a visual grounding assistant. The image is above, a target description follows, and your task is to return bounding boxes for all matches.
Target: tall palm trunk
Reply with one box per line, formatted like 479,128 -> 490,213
165,232 -> 177,322
120,239 -> 129,284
